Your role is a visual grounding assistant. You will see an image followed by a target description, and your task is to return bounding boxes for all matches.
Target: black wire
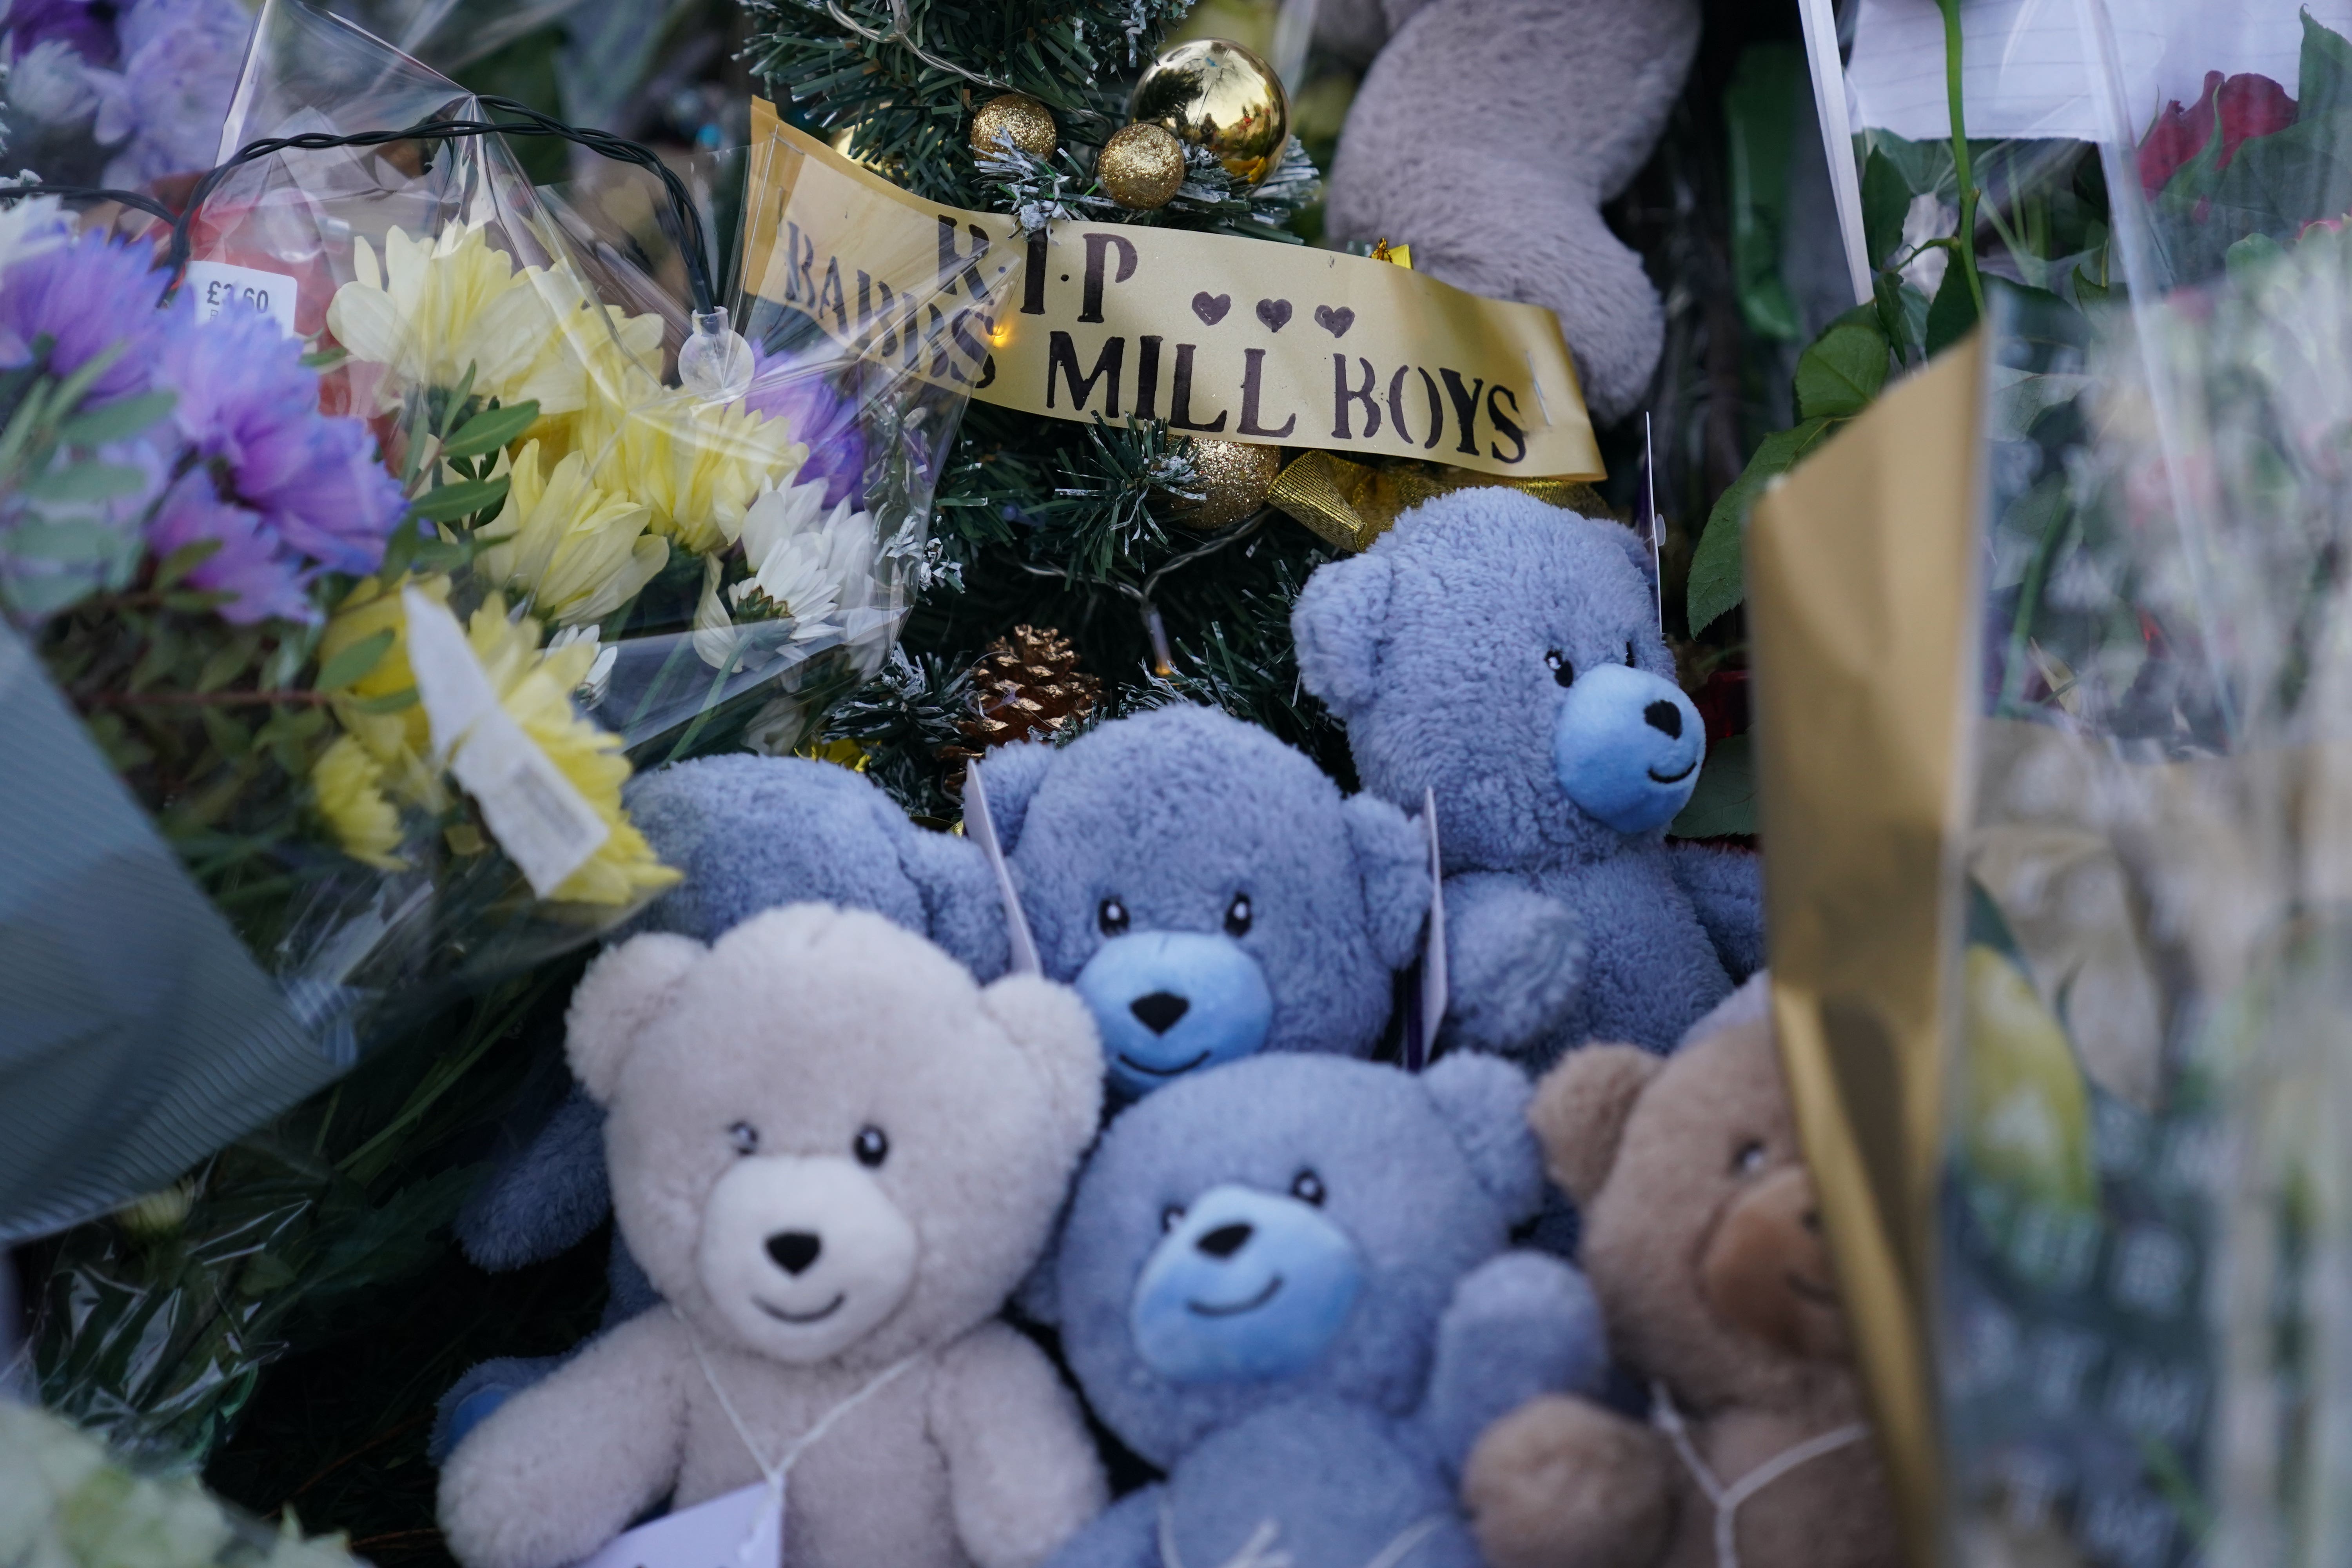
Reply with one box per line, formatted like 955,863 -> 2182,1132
2,96 -> 715,314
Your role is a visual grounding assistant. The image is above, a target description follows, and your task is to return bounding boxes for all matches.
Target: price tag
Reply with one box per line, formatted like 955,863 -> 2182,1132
401,587 -> 612,898
183,260 -> 300,337
570,1482 -> 781,1568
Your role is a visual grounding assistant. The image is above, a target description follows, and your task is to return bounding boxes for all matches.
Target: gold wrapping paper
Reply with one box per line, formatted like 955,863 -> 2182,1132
1747,336 -> 1987,1568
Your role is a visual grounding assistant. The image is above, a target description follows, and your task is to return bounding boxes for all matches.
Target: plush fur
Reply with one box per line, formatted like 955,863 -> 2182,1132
1319,0 -> 1700,421
434,708 -> 1430,1452
1293,490 -> 1762,1061
1459,978 -> 1899,1568
1045,1053 -> 1607,1568
438,906 -> 1107,1568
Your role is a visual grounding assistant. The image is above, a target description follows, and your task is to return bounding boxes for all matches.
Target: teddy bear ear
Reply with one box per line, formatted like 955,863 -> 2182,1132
1341,794 -> 1431,971
978,973 -> 1105,1152
1597,517 -> 1659,594
564,933 -> 705,1103
1291,551 -> 1396,722
1419,1053 -> 1544,1222
1529,1044 -> 1662,1206
972,740 -> 1055,855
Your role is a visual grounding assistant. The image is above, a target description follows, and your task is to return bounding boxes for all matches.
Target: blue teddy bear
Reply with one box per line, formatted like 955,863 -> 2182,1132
1292,490 -> 1763,1060
433,706 -> 1430,1454
1046,1051 -> 1607,1568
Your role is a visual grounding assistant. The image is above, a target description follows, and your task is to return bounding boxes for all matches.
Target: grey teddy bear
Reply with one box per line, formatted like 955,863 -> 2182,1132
1317,0 -> 1702,422
1292,489 -> 1762,1061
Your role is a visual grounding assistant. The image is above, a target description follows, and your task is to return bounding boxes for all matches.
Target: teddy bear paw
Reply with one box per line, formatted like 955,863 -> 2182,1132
1462,1394 -> 1674,1568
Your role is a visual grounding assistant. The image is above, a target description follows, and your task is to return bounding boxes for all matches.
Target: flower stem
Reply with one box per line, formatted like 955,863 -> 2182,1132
1937,0 -> 1988,317
87,688 -> 333,709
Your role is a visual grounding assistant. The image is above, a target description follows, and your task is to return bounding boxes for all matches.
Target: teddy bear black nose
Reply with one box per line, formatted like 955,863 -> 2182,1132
766,1231 -> 822,1275
1644,701 -> 1682,739
1131,991 -> 1191,1034
1196,1222 -> 1252,1259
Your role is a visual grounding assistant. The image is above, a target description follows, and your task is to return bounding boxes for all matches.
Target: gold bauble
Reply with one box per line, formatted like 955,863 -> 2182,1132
1097,122 -> 1187,210
1129,38 -> 1290,186
828,123 -> 900,177
1171,439 -> 1283,531
969,92 -> 1058,161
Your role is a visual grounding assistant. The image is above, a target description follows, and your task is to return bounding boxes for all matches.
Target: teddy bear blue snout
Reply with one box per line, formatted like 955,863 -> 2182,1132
1550,662 -> 1706,835
695,1153 -> 920,1363
1129,1180 -> 1364,1384
1076,930 -> 1276,1098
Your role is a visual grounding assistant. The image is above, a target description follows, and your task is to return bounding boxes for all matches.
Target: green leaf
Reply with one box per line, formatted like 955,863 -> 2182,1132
410,477 -> 508,523
1687,417 -> 1835,633
1873,272 -> 1931,365
152,539 -> 223,590
1925,261 -> 1980,356
2303,11 -> 2352,122
5,516 -> 128,563
200,704 -> 254,760
2227,231 -> 2287,281
1862,148 -> 1916,272
1792,307 -> 1890,421
18,459 -> 151,503
1669,733 -> 1755,839
196,637 -> 256,694
2073,261 -> 2112,304
347,686 -> 420,714
313,628 -> 395,693
300,347 -> 351,372
440,400 -> 540,459
47,340 -> 127,416
55,390 -> 176,448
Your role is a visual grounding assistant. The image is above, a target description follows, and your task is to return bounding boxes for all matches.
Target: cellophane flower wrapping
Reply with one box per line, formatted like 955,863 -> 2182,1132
6,0 -> 995,1464
1940,19 -> 2352,1555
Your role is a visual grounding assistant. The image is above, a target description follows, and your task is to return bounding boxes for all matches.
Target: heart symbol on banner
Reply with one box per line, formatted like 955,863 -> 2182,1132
1256,298 -> 1294,332
1192,292 -> 1232,326
1314,305 -> 1356,338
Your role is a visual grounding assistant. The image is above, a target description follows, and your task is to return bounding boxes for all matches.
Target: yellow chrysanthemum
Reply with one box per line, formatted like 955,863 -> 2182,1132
312,733 -> 407,870
327,225 -> 662,416
319,573 -> 449,812
581,390 -> 806,555
462,599 -> 680,906
478,441 -> 668,626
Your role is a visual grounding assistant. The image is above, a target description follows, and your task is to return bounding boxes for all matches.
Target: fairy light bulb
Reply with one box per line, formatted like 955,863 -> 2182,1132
680,307 -> 753,401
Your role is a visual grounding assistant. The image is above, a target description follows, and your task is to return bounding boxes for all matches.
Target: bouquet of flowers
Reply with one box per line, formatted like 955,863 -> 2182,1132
1,0 -> 981,1267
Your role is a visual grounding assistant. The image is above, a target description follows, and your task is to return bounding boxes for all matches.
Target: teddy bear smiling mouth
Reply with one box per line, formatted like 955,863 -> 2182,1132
755,1292 -> 848,1325
1119,1049 -> 1213,1078
1784,1271 -> 1838,1307
1187,1274 -> 1284,1318
1648,759 -> 1697,785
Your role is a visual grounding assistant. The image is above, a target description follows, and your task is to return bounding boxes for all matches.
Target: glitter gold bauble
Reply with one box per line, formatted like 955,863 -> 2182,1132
1129,38 -> 1291,186
1097,122 -> 1187,210
1171,439 -> 1283,531
969,92 -> 1058,161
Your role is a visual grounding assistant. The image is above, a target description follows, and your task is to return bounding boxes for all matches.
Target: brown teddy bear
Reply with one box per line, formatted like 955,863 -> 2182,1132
1459,979 -> 1899,1568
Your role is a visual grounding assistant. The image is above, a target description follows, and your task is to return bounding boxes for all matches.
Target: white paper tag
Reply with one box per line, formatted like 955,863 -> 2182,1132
183,260 -> 300,337
570,1482 -> 781,1568
401,587 -> 611,898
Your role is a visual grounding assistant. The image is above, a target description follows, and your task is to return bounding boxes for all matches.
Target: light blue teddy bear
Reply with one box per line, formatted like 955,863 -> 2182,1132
1046,1051 -> 1607,1568
1292,490 -> 1762,1061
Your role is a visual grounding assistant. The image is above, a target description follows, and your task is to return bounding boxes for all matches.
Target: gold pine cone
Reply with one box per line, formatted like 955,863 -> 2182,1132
970,93 -> 1058,161
1098,122 -> 1187,210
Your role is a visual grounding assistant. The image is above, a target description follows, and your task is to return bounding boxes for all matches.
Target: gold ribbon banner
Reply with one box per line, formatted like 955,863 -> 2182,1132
742,101 -> 1602,482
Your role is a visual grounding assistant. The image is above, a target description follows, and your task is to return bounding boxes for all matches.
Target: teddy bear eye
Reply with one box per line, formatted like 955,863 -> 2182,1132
1624,639 -> 1637,668
853,1125 -> 889,1167
1161,1204 -> 1186,1233
1733,1140 -> 1767,1177
728,1122 -> 759,1156
1290,1169 -> 1326,1206
1545,650 -> 1574,687
1224,893 -> 1252,937
1099,897 -> 1130,936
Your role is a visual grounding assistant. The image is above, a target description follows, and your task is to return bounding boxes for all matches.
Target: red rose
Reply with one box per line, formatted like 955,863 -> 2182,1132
2137,70 -> 2297,194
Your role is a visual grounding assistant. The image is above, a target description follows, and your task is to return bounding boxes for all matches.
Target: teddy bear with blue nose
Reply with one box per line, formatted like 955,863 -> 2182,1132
1044,1052 -> 1608,1568
1292,490 -> 1762,1060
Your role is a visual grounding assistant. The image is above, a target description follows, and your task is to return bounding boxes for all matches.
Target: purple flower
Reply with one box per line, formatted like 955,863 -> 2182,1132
154,301 -> 408,578
83,0 -> 249,189
742,345 -> 867,509
4,0 -> 118,67
0,226 -> 174,400
147,471 -> 312,624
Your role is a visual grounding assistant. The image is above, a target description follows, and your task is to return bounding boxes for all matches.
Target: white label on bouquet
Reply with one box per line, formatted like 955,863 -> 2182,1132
184,261 -> 300,337
401,587 -> 611,898
570,1483 -> 781,1568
